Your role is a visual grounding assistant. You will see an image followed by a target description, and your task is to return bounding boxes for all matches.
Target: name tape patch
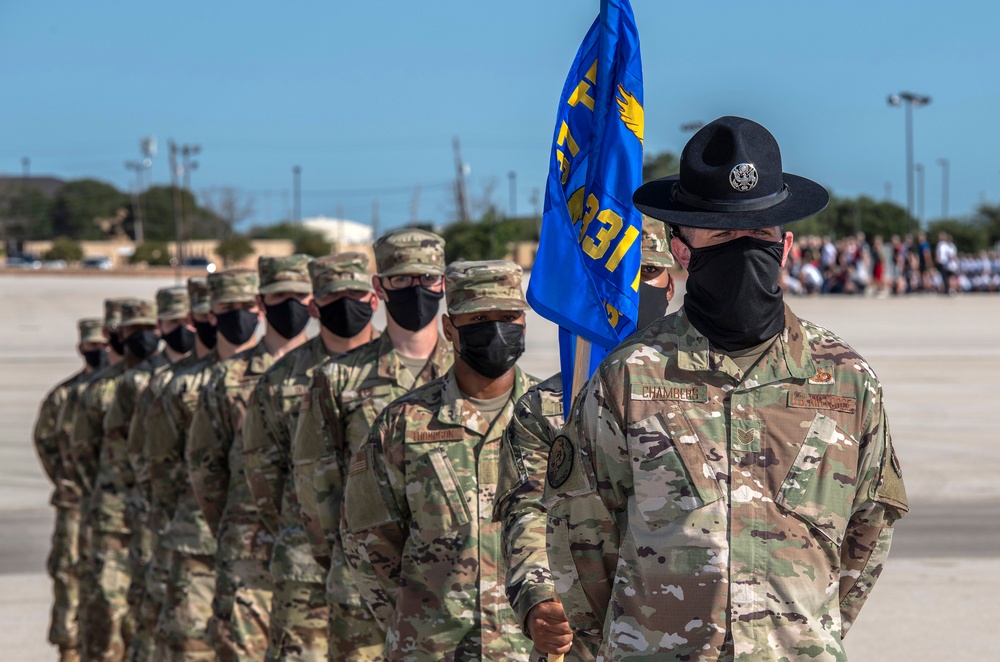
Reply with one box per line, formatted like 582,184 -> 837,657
407,428 -> 466,443
631,383 -> 708,402
788,392 -> 857,414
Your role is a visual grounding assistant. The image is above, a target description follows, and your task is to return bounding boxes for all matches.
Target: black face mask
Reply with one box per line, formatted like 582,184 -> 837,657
124,330 -> 160,360
683,236 -> 786,351
384,285 -> 443,332
319,297 -> 374,338
637,280 -> 672,330
216,309 -> 259,346
83,349 -> 105,369
163,326 -> 196,354
194,320 -> 217,350
108,332 -> 125,356
265,298 -> 311,339
457,320 -> 525,379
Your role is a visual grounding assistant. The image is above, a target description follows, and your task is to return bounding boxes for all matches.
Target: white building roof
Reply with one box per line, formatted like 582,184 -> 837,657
302,216 -> 373,245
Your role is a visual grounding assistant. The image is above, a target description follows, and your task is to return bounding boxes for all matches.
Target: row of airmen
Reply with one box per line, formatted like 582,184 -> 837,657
33,223 -> 677,662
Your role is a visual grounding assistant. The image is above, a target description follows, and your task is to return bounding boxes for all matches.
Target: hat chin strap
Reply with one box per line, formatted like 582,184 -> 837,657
672,183 -> 789,212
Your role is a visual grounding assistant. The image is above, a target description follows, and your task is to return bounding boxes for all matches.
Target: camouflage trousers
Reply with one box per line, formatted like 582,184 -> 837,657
154,553 -> 216,662
208,558 -> 273,662
82,531 -> 133,662
327,602 -> 384,661
47,505 -> 81,652
265,579 -> 329,661
126,541 -> 169,662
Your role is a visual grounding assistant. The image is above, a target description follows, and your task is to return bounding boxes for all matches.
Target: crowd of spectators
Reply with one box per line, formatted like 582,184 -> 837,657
783,231 -> 1000,296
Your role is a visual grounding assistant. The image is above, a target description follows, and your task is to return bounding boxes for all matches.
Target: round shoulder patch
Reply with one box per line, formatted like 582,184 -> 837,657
547,435 -> 574,489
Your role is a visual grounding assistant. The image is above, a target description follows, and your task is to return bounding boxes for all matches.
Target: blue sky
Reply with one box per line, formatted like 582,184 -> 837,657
1,1 -> 997,232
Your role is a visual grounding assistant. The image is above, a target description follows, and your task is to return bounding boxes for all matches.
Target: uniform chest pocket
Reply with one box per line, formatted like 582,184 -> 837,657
280,384 -> 308,415
628,411 -> 721,530
775,413 -> 859,546
407,445 -> 472,539
343,385 -> 396,454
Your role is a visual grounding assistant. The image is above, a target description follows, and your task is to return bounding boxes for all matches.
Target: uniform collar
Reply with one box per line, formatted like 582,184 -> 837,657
377,332 -> 452,390
436,365 -> 532,436
675,304 -> 816,383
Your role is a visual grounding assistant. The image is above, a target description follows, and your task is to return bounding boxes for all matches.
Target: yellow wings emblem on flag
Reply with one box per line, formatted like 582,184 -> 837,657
616,84 -> 643,145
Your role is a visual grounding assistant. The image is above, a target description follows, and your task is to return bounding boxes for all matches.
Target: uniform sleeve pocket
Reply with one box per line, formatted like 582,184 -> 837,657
492,429 -> 528,521
409,446 -> 471,538
343,445 -> 395,534
775,413 -> 857,546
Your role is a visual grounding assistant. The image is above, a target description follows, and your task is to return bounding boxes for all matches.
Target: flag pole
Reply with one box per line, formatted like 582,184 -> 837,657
571,336 -> 592,401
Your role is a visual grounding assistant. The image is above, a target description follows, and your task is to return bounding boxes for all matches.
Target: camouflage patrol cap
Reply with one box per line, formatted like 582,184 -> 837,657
78,318 -> 106,345
309,252 -> 374,299
156,286 -> 190,321
208,268 -> 259,306
445,259 -> 529,315
187,276 -> 211,315
641,217 -> 675,269
121,298 -> 158,327
104,298 -> 127,330
258,254 -> 312,295
373,228 -> 446,277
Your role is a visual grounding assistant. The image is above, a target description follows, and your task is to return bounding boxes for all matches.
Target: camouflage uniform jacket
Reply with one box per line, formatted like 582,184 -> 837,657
130,354 -> 199,537
150,354 -> 218,555
543,305 -> 909,661
493,374 -> 600,662
103,356 -> 167,518
292,332 -> 453,606
71,362 -> 128,534
34,369 -> 88,509
243,335 -> 336,583
342,366 -> 538,661
188,341 -> 276,563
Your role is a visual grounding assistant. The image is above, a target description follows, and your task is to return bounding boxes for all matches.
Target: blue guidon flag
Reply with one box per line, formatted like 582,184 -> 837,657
526,0 -> 644,408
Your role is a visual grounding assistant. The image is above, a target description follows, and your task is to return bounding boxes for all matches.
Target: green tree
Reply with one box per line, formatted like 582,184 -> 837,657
642,151 -> 679,183
43,237 -> 84,262
0,187 -> 53,239
795,195 -> 913,239
971,203 -> 1000,248
215,234 -> 255,266
247,221 -> 332,257
130,241 -> 173,266
140,186 -> 229,243
48,179 -> 128,240
440,208 -> 538,262
294,233 -> 332,257
927,220 -> 988,254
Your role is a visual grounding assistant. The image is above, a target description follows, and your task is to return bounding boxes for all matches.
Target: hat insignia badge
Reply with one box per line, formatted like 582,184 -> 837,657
729,163 -> 758,192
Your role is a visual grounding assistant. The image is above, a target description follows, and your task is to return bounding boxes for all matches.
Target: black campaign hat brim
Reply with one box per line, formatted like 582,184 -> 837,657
633,173 -> 830,230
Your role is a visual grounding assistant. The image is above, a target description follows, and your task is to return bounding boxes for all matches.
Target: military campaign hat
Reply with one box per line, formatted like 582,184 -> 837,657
374,228 -> 446,277
633,116 -> 829,229
78,318 -> 107,344
258,254 -> 312,295
309,252 -> 374,299
208,269 -> 259,305
445,259 -> 529,315
187,276 -> 211,315
103,297 -> 130,330
640,217 -> 675,269
156,286 -> 190,321
121,298 -> 158,327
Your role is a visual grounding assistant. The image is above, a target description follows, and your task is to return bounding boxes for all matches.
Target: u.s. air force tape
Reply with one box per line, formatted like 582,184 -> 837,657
547,435 -> 574,489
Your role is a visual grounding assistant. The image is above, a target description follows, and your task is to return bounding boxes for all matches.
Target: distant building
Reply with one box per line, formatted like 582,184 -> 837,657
302,216 -> 373,247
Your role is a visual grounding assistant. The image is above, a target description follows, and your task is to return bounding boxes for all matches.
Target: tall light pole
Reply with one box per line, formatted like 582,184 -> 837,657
937,158 -> 950,220
180,144 -> 200,250
292,166 -> 302,222
887,91 -> 931,228
914,163 -> 925,225
125,160 -> 145,243
508,171 -> 517,218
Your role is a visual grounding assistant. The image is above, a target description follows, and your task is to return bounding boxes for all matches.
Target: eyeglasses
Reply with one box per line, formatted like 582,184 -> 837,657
383,274 -> 443,289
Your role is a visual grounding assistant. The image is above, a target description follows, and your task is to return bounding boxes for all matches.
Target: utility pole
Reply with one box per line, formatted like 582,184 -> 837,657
125,160 -> 145,243
293,165 -> 302,222
937,158 -> 950,220
887,92 -> 931,229
169,141 -> 183,283
452,137 -> 470,223
410,185 -> 421,226
337,202 -> 345,250
180,145 -> 200,248
508,171 -> 517,218
371,199 -> 380,239
884,181 -> 892,202
915,163 -> 925,225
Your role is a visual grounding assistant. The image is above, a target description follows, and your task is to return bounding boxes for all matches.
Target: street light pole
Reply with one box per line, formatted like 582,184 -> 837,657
125,160 -> 144,244
293,166 -> 301,222
508,171 -> 517,218
937,158 -> 950,220
887,91 -> 931,229
914,163 -> 925,225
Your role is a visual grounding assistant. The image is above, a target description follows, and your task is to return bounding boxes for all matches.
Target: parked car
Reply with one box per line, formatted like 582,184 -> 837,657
81,256 -> 113,270
43,260 -> 68,270
4,254 -> 42,269
183,256 -> 217,273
